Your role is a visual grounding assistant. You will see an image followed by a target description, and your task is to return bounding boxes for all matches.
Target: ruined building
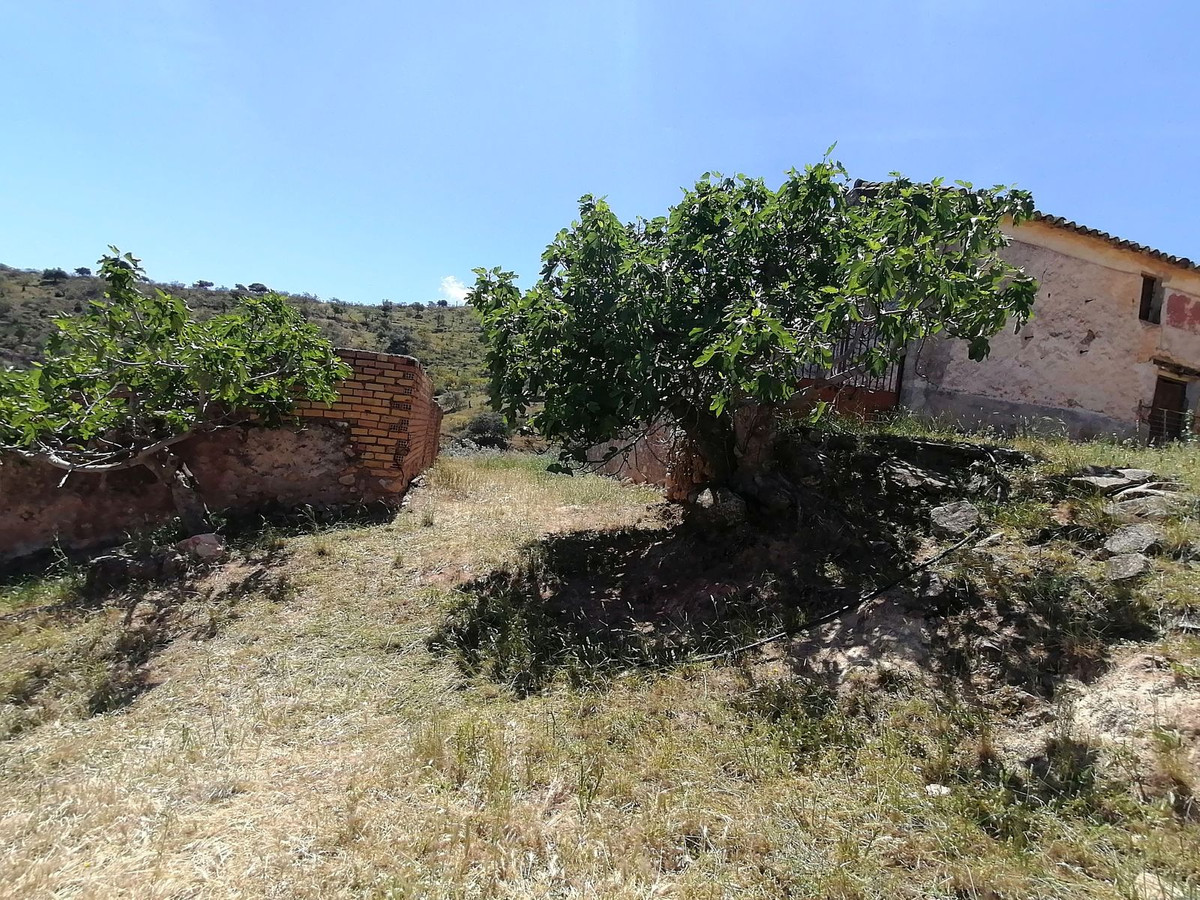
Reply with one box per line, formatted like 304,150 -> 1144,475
902,214 -> 1200,441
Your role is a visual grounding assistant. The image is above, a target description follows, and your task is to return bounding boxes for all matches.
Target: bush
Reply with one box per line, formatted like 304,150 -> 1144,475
465,411 -> 510,448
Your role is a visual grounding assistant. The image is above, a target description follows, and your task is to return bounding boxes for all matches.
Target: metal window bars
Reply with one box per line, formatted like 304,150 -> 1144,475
795,323 -> 904,395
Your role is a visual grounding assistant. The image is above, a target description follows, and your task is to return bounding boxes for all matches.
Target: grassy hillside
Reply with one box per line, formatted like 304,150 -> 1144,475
1,426 -> 1198,897
0,264 -> 490,430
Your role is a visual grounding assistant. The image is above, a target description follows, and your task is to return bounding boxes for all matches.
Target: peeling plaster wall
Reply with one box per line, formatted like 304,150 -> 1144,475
902,221 -> 1200,438
0,350 -> 443,565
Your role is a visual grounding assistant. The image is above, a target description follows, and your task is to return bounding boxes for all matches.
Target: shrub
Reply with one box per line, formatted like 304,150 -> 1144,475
465,411 -> 510,448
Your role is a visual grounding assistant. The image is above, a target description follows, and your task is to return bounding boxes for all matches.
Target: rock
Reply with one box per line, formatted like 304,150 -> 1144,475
1111,484 -> 1189,502
1116,469 -> 1155,484
930,501 -> 980,537
1071,475 -> 1138,495
338,473 -> 357,486
158,550 -> 187,579
693,487 -> 747,526
175,533 -> 227,563
1105,552 -> 1152,582
924,784 -> 952,797
1109,495 -> 1186,521
1104,524 -> 1166,556
867,435 -> 1034,470
883,460 -> 950,493
731,470 -> 794,513
964,460 -> 1009,500
974,531 -> 1004,549
918,572 -> 947,602
1133,872 -> 1187,899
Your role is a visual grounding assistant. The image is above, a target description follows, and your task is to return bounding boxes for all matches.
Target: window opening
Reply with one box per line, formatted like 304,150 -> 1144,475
1139,274 -> 1163,324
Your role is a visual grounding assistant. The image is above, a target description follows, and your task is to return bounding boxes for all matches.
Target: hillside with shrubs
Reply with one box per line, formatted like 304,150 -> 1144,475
0,263 -> 489,432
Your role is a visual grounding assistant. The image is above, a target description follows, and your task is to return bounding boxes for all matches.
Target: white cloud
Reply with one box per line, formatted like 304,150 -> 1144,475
439,275 -> 469,305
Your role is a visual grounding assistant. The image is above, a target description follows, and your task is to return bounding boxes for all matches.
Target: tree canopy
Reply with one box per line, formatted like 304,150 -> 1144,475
0,248 -> 351,529
469,159 -> 1038,480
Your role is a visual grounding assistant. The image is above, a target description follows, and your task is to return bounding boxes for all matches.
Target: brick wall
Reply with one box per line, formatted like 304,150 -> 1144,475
0,350 -> 442,566
294,349 -> 443,498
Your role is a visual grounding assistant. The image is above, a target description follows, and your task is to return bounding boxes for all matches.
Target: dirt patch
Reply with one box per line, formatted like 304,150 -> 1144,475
995,649 -> 1200,771
767,592 -> 934,682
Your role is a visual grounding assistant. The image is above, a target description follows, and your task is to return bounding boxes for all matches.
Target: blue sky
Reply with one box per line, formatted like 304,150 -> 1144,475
3,1 -> 1197,304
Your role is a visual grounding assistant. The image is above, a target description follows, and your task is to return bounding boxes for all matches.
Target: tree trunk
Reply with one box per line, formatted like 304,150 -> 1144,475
676,403 -> 801,514
678,409 -> 738,486
150,452 -> 212,536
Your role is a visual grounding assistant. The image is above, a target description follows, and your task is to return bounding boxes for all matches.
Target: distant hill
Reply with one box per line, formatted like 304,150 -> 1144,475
0,264 -> 490,432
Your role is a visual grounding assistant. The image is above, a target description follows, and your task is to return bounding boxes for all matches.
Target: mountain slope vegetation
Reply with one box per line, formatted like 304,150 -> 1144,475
0,264 -> 488,428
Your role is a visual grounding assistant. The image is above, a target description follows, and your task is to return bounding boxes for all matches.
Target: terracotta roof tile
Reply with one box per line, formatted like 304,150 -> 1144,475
1032,213 -> 1197,272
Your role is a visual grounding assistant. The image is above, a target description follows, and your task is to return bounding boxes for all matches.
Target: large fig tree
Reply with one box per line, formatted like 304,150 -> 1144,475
0,249 -> 351,533
469,159 -> 1037,485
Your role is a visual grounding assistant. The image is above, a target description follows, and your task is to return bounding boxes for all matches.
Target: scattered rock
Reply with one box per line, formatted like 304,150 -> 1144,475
918,572 -> 947,602
730,470 -> 795,513
882,460 -> 951,494
1076,464 -> 1153,482
786,594 -> 932,682
1111,484 -> 1189,502
930,500 -> 980,537
693,487 -> 747,527
1109,495 -> 1187,522
1103,524 -> 1165,556
964,460 -> 1009,500
866,435 -> 1034,470
974,531 -> 1004,549
1105,552 -> 1152,582
175,533 -> 227,564
158,550 -> 187,579
1071,475 -> 1138,495
1133,871 -> 1188,900
1115,468 -> 1156,484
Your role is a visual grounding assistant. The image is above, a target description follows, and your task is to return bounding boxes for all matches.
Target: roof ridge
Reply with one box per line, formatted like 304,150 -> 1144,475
1030,212 -> 1196,272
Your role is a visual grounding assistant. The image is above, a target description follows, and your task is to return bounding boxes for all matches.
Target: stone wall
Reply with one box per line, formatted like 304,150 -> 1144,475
588,423 -> 711,502
902,220 -> 1200,439
0,350 -> 442,566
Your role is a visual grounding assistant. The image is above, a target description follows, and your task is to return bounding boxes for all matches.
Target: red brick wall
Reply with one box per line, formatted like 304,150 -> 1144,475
0,350 -> 443,565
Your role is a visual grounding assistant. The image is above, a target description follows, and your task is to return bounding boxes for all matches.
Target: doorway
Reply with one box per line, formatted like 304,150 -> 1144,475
1148,376 -> 1189,443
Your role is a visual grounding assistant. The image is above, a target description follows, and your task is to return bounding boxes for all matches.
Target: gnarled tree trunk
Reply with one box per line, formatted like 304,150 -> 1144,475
149,451 -> 212,536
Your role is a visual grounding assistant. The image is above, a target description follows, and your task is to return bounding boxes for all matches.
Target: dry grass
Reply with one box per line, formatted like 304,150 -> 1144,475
1,448 -> 1199,898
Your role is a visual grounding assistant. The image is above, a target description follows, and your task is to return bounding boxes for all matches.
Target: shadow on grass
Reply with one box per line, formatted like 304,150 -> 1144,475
431,525 -> 1154,701
429,514 -> 913,695
931,552 -> 1157,699
2,554 -> 297,738
428,432 -> 1051,696
0,498 -> 399,584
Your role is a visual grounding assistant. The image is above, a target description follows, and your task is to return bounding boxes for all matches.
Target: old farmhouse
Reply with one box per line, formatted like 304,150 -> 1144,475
901,214 -> 1200,441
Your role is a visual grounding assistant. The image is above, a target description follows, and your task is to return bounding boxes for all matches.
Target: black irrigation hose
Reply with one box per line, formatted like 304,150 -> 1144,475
691,527 -> 982,664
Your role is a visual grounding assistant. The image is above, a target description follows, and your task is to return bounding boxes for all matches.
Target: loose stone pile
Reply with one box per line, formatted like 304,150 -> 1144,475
1068,465 -> 1197,582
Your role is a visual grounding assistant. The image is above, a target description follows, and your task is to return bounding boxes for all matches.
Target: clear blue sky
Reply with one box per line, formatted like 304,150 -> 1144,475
3,1 -> 1197,304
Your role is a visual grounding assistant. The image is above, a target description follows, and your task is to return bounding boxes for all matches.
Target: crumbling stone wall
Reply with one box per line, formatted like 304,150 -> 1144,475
0,350 -> 442,566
